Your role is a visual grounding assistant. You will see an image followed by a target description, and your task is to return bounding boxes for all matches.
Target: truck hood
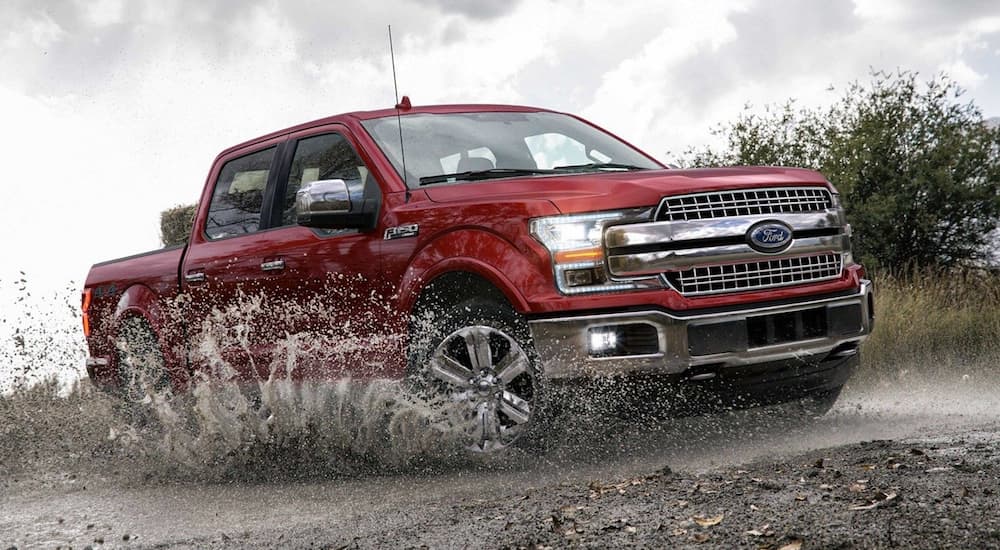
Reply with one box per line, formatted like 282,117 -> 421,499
422,167 -> 831,213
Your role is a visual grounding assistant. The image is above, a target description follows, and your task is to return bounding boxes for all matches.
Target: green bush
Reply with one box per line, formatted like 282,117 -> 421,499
682,70 -> 1000,271
160,203 -> 197,247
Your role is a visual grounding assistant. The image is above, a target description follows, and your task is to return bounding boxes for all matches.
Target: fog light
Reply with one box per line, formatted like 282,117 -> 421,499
587,323 -> 661,358
589,328 -> 619,355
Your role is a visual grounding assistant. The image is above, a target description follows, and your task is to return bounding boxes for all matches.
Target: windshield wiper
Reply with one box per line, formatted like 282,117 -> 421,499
419,168 -> 557,186
552,162 -> 650,172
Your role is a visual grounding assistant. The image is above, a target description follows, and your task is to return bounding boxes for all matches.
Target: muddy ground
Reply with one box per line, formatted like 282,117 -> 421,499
2,374 -> 999,549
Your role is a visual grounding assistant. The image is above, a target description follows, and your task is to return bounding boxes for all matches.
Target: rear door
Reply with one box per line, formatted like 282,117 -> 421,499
180,139 -> 285,381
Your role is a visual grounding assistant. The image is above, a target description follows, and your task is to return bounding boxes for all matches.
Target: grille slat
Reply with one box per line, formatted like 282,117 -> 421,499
657,187 -> 833,222
665,254 -> 843,296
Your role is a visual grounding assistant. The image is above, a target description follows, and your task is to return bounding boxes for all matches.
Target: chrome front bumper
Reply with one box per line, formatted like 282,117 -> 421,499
529,279 -> 873,379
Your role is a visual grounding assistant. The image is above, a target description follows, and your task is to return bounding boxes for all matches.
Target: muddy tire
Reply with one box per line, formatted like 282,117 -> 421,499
408,298 -> 549,453
114,317 -> 172,424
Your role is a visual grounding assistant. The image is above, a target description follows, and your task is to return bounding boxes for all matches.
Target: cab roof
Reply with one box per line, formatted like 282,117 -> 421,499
217,103 -> 556,159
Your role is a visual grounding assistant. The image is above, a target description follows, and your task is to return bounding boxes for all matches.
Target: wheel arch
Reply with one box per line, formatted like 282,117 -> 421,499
112,284 -> 186,386
397,228 -> 542,319
411,270 -> 513,321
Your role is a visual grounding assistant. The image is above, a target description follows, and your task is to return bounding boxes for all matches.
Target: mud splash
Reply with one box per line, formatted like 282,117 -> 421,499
126,378 -> 477,479
106,290 -> 520,481
2,282 -> 519,486
0,275 -> 86,394
4,278 -> 1000,489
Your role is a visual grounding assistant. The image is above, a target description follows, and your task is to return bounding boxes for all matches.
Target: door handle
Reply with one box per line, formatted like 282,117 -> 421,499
261,259 -> 286,272
185,271 -> 206,283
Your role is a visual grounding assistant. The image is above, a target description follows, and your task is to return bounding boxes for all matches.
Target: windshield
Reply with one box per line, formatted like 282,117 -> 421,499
360,111 -> 663,188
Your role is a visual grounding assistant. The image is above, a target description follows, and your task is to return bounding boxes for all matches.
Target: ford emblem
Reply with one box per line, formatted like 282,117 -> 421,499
747,221 -> 793,253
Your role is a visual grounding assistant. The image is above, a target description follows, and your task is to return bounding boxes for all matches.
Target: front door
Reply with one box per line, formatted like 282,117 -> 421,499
240,126 -> 397,381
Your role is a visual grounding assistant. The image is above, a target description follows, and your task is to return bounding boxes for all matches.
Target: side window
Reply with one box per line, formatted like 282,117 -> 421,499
283,133 -> 371,226
205,147 -> 275,239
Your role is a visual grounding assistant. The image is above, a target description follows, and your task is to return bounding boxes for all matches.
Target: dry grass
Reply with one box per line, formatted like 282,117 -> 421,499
0,379 -> 120,481
861,270 -> 1000,374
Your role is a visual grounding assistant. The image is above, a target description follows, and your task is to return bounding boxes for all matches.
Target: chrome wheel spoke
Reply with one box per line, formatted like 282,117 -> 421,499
495,351 -> 528,385
471,402 -> 502,450
428,354 -> 474,387
429,322 -> 536,452
499,390 -> 531,425
463,327 -> 493,372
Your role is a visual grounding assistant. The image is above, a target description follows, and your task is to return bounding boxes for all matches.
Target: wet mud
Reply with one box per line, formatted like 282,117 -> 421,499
2,369 -> 999,549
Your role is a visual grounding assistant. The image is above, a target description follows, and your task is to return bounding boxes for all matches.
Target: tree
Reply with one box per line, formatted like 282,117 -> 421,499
682,70 -> 1000,271
160,203 -> 197,247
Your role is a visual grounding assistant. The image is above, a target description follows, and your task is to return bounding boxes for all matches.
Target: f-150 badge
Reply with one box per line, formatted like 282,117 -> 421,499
385,224 -> 419,240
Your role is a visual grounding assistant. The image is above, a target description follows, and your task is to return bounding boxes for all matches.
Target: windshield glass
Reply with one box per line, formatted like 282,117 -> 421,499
360,111 -> 662,188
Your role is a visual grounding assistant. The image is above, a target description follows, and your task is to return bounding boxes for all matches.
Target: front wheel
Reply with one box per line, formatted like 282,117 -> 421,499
409,299 -> 545,453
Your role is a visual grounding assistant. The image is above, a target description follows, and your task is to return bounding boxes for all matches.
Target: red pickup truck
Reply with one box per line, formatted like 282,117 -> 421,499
83,102 -> 873,452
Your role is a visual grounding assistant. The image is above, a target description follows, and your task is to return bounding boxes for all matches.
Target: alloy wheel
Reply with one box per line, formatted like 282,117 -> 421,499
426,325 -> 535,452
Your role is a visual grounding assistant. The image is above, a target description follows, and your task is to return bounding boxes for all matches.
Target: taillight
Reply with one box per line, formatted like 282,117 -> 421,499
82,288 -> 92,337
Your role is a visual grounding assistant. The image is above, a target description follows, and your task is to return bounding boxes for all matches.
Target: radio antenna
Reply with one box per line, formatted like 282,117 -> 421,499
388,25 -> 410,201
389,24 -> 400,105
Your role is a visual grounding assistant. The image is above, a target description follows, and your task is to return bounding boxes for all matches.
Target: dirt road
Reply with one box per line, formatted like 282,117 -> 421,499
2,376 -> 999,549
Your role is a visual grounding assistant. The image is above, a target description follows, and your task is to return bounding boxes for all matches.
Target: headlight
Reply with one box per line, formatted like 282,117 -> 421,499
531,211 -> 620,254
530,211 -> 660,294
831,191 -> 855,267
842,223 -> 855,267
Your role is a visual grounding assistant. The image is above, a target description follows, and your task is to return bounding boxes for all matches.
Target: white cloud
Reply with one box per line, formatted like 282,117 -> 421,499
79,0 -> 125,27
851,0 -> 907,21
941,59 -> 988,88
3,11 -> 65,49
584,0 -> 749,155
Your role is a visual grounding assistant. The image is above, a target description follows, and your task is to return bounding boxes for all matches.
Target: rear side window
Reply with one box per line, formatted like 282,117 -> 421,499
205,147 -> 275,239
281,133 -> 370,226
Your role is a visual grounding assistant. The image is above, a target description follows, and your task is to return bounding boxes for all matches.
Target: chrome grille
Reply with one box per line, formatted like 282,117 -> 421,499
656,187 -> 833,221
664,254 -> 843,296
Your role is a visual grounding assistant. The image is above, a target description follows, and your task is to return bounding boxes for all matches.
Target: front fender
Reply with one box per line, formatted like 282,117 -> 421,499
397,229 -> 551,314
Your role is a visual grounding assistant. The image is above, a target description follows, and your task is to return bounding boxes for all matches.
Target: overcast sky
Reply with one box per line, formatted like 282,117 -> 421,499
1,0 -> 999,309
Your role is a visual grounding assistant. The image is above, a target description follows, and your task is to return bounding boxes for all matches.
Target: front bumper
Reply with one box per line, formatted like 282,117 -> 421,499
529,279 -> 873,379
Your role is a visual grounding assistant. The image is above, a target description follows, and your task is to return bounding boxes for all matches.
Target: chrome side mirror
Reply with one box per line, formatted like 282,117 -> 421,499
296,179 -> 350,225
295,178 -> 379,230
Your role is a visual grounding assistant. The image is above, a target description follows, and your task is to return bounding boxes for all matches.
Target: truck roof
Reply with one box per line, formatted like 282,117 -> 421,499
217,103 -> 554,160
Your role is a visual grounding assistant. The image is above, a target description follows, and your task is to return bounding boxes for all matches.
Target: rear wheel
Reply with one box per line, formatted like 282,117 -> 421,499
114,317 -> 172,423
409,298 -> 545,453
